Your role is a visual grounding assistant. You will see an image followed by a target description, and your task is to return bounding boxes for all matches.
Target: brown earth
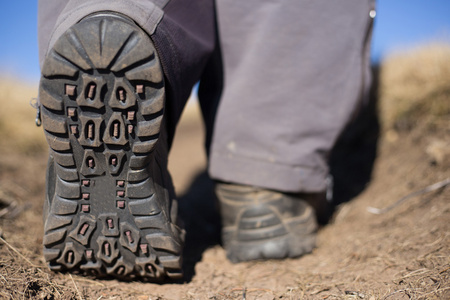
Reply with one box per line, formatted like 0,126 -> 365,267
0,44 -> 449,299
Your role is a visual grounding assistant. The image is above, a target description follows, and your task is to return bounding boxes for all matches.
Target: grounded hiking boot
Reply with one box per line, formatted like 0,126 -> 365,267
39,13 -> 184,280
216,183 -> 318,263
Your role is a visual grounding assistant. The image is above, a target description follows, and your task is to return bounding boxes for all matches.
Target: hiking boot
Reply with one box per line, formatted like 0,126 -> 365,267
216,182 -> 318,262
39,13 -> 184,280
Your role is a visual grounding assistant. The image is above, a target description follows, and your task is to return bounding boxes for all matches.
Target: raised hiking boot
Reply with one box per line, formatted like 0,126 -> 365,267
39,13 -> 184,280
216,183 -> 318,263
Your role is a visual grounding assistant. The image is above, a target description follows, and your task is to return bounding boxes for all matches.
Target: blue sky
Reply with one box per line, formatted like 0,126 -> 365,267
0,1 -> 449,83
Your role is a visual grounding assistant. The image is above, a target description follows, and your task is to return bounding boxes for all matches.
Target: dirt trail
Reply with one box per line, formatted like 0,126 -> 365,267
0,45 -> 449,299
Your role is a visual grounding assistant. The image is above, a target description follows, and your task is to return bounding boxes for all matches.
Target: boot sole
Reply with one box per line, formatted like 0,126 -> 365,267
39,14 -> 183,280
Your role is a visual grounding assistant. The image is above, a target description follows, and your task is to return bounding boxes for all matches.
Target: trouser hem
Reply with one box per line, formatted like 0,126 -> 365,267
44,0 -> 164,69
209,152 -> 328,193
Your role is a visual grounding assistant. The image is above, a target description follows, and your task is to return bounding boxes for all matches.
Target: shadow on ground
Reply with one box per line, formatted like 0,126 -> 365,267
329,66 -> 380,205
177,171 -> 221,281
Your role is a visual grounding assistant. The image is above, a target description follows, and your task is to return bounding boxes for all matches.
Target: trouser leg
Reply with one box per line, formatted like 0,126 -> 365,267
207,0 -> 375,193
38,0 -> 215,145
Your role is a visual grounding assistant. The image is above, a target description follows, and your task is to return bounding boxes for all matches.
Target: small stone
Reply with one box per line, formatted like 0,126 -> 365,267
87,84 -> 96,99
107,219 -> 114,229
79,223 -> 89,235
65,85 -> 76,96
140,244 -> 148,254
67,251 -> 74,263
125,231 -> 133,243
67,107 -> 76,117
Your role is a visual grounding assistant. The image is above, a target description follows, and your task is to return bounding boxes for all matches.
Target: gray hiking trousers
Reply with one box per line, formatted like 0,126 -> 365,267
38,0 -> 375,193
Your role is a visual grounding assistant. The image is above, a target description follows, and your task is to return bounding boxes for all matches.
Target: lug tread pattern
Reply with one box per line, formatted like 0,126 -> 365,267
40,15 -> 183,280
55,164 -> 79,181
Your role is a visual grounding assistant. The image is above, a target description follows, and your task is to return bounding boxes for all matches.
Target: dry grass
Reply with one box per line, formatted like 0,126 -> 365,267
379,43 -> 450,131
1,43 -> 448,154
0,43 -> 449,299
0,78 -> 46,155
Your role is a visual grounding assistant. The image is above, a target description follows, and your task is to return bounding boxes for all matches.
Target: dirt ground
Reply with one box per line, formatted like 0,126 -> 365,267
0,45 -> 449,299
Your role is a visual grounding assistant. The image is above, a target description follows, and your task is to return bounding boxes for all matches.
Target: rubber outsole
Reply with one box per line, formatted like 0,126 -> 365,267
216,183 -> 317,263
39,14 -> 183,280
